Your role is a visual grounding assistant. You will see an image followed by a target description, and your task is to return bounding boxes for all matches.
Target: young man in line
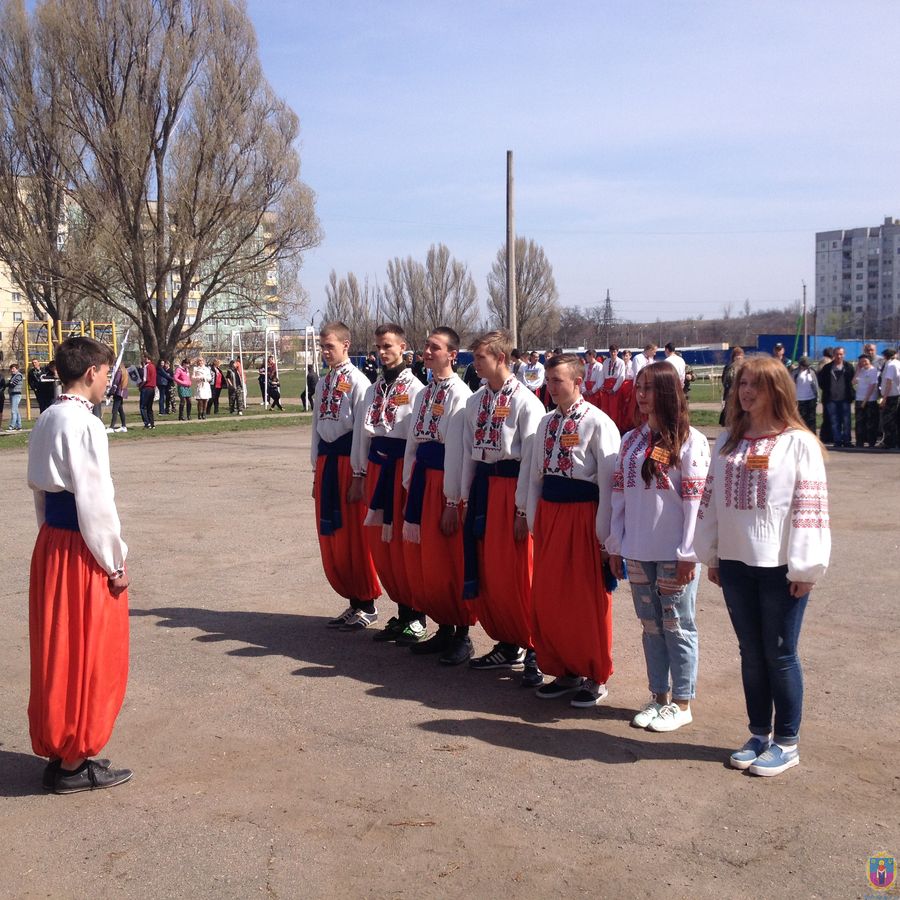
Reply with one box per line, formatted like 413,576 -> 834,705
402,327 -> 475,665
526,354 -> 621,707
351,323 -> 426,644
598,345 -> 625,422
311,322 -> 381,630
582,349 -> 602,408
452,330 -> 546,686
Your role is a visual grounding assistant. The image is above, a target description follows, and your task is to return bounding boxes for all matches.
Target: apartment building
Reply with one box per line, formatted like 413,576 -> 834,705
815,216 -> 900,335
0,261 -> 28,363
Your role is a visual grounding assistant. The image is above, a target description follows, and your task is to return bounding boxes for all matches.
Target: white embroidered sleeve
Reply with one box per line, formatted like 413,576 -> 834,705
786,438 -> 831,583
677,432 -> 711,563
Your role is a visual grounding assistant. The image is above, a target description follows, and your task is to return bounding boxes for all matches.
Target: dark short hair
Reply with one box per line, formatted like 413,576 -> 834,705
374,322 -> 405,339
55,336 -> 114,385
609,345 -> 618,353
430,326 -> 460,353
665,342 -> 675,353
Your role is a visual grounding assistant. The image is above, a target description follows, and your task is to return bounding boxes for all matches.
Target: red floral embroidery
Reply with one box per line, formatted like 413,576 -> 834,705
473,377 -> 518,453
318,363 -> 353,422
791,479 -> 829,529
542,397 -> 589,476
366,370 -> 414,430
414,378 -> 451,440
724,436 -> 777,511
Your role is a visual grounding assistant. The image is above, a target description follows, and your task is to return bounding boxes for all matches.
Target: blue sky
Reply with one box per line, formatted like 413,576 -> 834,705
248,0 -> 900,322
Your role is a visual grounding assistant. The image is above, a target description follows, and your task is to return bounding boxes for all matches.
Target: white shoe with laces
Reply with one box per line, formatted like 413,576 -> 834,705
632,699 -> 664,728
647,702 -> 693,732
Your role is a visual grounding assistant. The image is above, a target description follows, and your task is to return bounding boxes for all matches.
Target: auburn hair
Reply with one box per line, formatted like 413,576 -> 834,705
635,362 -> 690,485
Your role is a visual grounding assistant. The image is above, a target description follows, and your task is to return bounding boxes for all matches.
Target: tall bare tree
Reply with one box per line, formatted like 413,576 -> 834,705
22,0 -> 321,358
380,255 -> 427,346
0,0 -> 90,323
486,237 -> 560,349
423,243 -> 479,344
323,269 -> 375,351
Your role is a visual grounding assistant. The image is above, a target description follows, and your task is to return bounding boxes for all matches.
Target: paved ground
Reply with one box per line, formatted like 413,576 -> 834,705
0,425 -> 897,899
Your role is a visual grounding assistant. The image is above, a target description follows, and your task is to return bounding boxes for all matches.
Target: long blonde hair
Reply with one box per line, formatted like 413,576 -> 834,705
721,355 -> 824,454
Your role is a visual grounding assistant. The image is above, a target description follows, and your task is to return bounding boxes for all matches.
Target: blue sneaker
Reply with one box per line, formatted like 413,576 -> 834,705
729,736 -> 771,770
748,744 -> 799,777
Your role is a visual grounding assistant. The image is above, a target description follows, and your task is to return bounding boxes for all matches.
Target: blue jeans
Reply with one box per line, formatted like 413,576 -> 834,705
825,399 -> 851,446
139,387 -> 155,426
719,559 -> 808,744
626,559 -> 699,700
9,393 -> 22,428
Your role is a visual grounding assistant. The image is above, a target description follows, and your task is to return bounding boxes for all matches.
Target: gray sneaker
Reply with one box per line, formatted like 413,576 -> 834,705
341,609 -> 378,631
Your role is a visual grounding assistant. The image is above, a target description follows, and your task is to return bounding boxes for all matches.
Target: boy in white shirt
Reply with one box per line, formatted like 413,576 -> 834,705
27,336 -> 132,794
852,355 -> 879,448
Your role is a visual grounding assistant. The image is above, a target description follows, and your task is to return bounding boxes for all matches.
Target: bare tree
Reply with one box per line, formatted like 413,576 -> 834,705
24,0 -> 321,358
380,256 -> 427,346
0,0 -> 91,323
423,243 -> 479,344
486,237 -> 560,349
323,270 -> 375,352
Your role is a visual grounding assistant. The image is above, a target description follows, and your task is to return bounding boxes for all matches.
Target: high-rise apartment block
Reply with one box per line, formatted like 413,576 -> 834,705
816,216 -> 900,335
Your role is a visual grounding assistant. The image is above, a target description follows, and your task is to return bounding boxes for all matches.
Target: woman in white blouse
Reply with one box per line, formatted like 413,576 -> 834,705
695,356 -> 830,777
192,356 -> 213,420
608,363 -> 710,732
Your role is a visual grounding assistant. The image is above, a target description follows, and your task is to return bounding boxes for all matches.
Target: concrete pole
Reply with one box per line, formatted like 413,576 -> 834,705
506,151 -> 517,348
802,280 -> 808,357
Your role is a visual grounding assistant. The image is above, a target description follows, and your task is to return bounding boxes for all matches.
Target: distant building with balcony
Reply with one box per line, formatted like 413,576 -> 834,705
0,261 -> 28,362
816,216 -> 900,336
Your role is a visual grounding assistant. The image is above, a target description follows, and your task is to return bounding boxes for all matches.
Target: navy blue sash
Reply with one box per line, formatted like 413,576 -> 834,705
318,431 -> 353,536
45,490 -> 80,531
462,459 -> 520,599
540,475 -> 617,590
367,436 -> 406,528
403,441 -> 445,526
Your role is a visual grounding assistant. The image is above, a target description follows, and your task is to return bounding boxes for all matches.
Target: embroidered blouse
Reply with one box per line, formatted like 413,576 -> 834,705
607,424 -> 711,563
525,398 -> 622,542
27,395 -> 128,576
351,367 -> 424,475
449,377 -> 545,510
613,359 -> 635,392
401,373 -> 471,493
310,361 -> 370,466
694,428 -> 831,583
583,361 -> 603,396
522,362 -> 545,391
600,356 -> 625,386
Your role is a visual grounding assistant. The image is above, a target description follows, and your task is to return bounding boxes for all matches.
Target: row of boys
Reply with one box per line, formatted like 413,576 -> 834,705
311,320 -> 623,706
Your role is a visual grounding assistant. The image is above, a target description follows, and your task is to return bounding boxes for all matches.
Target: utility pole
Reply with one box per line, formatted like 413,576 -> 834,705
601,288 -> 614,349
802,280 -> 807,357
506,151 -> 517,349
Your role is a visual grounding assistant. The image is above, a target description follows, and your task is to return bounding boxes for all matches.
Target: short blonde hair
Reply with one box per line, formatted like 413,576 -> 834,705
470,329 -> 513,363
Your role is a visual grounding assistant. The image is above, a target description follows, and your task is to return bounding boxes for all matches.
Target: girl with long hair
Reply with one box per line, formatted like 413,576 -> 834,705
607,362 -> 710,732
696,356 -> 830,776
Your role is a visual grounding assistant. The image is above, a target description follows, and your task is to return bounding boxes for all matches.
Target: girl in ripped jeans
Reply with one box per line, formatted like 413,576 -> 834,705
606,362 -> 711,733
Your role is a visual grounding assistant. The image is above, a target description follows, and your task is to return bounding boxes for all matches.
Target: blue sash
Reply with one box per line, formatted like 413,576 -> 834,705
318,431 -> 353,536
45,490 -> 80,531
540,475 -> 617,590
367,436 -> 406,528
403,441 -> 445,526
462,459 -> 520,599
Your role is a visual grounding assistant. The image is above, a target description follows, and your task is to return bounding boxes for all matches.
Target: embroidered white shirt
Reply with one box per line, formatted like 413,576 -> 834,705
452,376 -> 546,511
311,361 -> 370,467
402,373 -> 471,495
694,428 -> 831,583
600,356 -> 625,387
613,359 -> 635,392
525,398 -> 621,543
351,368 -> 423,475
522,361 -> 545,391
583,361 -> 603,395
27,397 -> 128,576
607,425 -> 711,563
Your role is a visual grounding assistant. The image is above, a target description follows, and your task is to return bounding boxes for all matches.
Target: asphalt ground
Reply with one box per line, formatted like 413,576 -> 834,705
0,424 -> 897,899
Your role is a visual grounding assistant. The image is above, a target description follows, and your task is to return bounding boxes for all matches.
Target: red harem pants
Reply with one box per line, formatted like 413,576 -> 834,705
364,459 -> 414,609
531,498 -> 613,684
29,525 -> 129,760
599,378 -> 619,422
472,477 -> 534,648
617,380 -> 636,432
403,468 -> 477,627
315,455 -> 380,602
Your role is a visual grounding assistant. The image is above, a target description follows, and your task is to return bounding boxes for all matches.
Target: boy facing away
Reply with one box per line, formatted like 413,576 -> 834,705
27,336 -> 133,794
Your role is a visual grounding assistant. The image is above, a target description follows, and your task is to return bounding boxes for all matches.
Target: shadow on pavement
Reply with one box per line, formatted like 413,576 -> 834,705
132,606 -> 730,764
0,748 -> 48,798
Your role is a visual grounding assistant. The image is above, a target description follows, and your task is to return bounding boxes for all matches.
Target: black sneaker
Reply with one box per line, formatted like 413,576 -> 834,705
372,616 -> 403,642
470,642 -> 525,670
439,635 -> 474,666
410,625 -> 454,655
42,757 -> 111,791
521,650 -> 544,687
535,676 -> 584,699
53,760 -> 133,794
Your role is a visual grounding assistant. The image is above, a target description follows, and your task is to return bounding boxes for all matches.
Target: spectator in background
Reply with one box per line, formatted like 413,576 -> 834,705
663,342 -> 687,383
523,350 -> 545,398
852,355 -> 879,448
411,350 -> 428,385
28,359 -> 44,411
156,359 -> 173,415
817,348 -> 834,445
0,367 -> 6,427
772,342 -> 790,367
720,346 -> 745,426
266,355 -> 283,410
511,348 -> 525,382
174,359 -> 193,420
632,343 -> 658,381
793,356 -> 818,433
209,359 -> 226,414
226,358 -> 246,415
192,356 -> 212,420
300,363 -> 318,411
362,353 -> 378,384
138,353 -> 157,430
107,364 -> 129,433
7,363 -> 24,430
817,346 -> 854,448
462,357 -> 482,392
879,348 -> 900,449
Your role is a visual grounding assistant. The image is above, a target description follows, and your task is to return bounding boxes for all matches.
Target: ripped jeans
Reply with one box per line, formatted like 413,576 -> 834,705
626,559 -> 699,700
